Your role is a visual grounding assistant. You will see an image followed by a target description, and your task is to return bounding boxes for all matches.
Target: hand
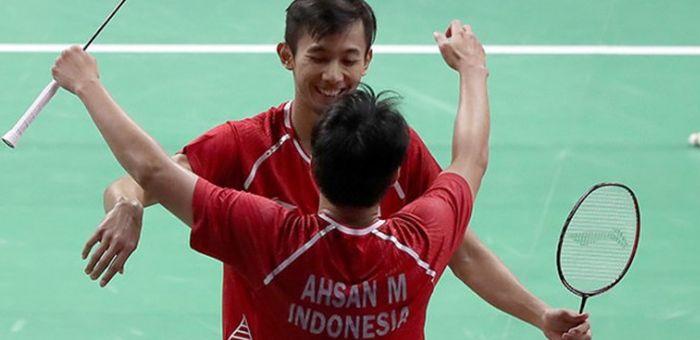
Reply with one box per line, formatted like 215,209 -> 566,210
82,198 -> 143,287
433,20 -> 488,77
52,45 -> 100,95
541,309 -> 592,340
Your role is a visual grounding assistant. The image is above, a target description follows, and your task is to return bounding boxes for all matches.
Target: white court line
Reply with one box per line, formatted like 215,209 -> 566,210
1,44 -> 700,55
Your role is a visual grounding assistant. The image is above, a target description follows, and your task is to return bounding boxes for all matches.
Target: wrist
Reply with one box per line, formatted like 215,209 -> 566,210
535,305 -> 552,331
75,78 -> 103,100
113,196 -> 144,215
459,66 -> 489,82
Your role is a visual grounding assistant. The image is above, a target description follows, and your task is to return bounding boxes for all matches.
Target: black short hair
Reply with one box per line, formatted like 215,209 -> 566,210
311,84 -> 409,208
285,0 -> 377,53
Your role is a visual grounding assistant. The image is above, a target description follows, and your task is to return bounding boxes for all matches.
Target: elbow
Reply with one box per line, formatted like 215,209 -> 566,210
477,149 -> 489,174
128,158 -> 165,194
471,148 -> 489,178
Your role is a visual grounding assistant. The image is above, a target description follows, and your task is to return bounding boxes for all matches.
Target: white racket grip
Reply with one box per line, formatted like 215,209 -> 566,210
2,80 -> 60,148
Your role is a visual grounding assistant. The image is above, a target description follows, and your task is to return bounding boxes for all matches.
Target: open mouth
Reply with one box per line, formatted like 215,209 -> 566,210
316,87 -> 346,98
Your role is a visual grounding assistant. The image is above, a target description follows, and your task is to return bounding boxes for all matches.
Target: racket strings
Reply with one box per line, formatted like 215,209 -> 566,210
560,186 -> 637,293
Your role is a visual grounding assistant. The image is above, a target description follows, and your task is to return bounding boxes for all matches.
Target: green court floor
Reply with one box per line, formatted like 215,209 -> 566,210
1,1 -> 699,339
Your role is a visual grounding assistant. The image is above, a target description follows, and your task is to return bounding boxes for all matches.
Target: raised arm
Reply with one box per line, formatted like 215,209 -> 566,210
434,21 -> 489,198
52,46 -> 197,229
435,21 -> 591,339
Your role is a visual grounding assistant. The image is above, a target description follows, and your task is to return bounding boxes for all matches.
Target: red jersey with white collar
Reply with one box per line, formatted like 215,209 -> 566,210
181,102 -> 442,339
191,173 -> 472,339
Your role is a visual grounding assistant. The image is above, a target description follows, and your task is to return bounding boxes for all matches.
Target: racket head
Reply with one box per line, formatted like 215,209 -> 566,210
556,182 -> 640,298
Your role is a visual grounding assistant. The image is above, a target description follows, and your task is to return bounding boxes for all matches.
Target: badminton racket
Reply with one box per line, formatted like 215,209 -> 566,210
556,182 -> 640,313
2,0 -> 127,148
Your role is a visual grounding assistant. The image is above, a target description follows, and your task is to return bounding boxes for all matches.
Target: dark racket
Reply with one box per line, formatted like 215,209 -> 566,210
556,182 -> 640,313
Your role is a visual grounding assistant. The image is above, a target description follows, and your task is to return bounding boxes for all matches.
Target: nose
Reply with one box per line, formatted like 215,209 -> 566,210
321,61 -> 343,84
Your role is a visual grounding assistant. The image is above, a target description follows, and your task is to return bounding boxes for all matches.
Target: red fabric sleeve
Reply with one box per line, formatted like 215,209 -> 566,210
397,172 -> 473,274
190,177 -> 292,288
402,128 -> 442,202
180,122 -> 243,188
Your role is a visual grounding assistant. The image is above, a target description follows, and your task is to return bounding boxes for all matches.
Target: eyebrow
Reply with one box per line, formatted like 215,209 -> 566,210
307,45 -> 362,56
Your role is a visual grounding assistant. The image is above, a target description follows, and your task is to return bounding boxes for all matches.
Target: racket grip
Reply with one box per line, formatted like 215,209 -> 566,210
2,80 -> 60,148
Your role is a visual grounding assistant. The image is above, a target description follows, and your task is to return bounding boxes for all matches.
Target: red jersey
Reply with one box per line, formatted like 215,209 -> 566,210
181,102 -> 442,339
191,173 -> 472,339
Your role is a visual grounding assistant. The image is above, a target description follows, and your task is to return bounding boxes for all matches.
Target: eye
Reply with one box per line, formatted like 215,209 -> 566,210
343,59 -> 360,66
308,56 -> 328,64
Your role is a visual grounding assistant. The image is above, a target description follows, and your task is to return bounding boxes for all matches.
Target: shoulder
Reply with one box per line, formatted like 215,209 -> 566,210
397,173 -> 472,217
233,102 -> 288,137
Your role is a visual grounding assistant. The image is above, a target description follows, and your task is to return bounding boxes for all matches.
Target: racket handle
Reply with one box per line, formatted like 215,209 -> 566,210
2,80 -> 60,148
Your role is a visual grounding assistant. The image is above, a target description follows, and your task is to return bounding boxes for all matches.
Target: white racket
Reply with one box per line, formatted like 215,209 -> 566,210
2,0 -> 127,148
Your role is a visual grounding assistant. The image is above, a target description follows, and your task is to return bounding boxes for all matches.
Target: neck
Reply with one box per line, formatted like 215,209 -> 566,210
291,98 -> 320,155
318,194 -> 380,227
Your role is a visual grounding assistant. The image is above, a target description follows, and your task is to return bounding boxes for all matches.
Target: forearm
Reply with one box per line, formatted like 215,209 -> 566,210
450,231 -> 548,329
74,81 -> 195,225
76,82 -> 172,188
104,154 -> 192,213
104,177 -> 148,213
451,71 -> 490,170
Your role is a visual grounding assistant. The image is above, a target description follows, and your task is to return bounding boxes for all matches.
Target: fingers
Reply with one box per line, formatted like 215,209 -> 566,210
449,19 -> 462,38
90,245 -> 117,281
99,254 -> 125,287
82,202 -> 143,287
436,20 -> 476,45
563,310 -> 589,323
82,230 -> 102,259
84,234 -> 135,287
562,328 -> 592,340
85,240 -> 110,275
569,318 -> 590,334
54,45 -> 84,67
433,31 -> 447,45
52,45 -> 98,94
558,310 -> 591,340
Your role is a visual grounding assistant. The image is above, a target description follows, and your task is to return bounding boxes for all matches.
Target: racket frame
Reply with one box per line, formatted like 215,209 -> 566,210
556,182 -> 640,312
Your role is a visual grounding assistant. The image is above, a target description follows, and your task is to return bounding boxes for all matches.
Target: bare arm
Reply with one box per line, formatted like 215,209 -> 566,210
52,46 -> 197,230
78,153 -> 192,286
450,231 -> 591,339
450,231 -> 549,328
102,153 -> 191,212
436,21 -> 591,340
434,21 -> 489,198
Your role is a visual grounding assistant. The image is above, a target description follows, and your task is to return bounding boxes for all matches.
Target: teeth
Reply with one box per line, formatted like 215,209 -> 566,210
318,88 -> 342,97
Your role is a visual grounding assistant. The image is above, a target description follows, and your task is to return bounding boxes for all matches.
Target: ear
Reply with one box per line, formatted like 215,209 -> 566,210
277,42 -> 295,70
361,48 -> 373,76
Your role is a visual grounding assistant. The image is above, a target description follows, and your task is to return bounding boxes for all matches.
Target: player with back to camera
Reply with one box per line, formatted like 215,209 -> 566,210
52,19 -> 587,339
69,0 -> 591,339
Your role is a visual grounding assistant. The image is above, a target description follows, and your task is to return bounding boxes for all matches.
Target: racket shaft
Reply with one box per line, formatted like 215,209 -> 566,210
578,295 -> 588,313
2,80 -> 60,148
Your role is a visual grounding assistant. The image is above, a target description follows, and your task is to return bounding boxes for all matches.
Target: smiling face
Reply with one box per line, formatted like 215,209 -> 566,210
279,20 -> 373,117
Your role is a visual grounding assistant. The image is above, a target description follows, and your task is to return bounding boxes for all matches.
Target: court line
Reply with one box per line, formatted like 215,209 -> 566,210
1,44 -> 700,55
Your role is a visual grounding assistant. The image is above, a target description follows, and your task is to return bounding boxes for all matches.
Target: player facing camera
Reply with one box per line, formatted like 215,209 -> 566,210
311,85 -> 408,208
277,0 -> 376,117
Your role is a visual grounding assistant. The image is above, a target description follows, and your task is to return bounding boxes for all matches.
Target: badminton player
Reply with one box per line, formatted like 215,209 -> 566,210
53,16 -> 589,340
73,1 -> 591,339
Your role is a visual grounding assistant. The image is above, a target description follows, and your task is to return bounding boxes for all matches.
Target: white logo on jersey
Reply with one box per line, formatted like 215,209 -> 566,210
228,315 -> 253,340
